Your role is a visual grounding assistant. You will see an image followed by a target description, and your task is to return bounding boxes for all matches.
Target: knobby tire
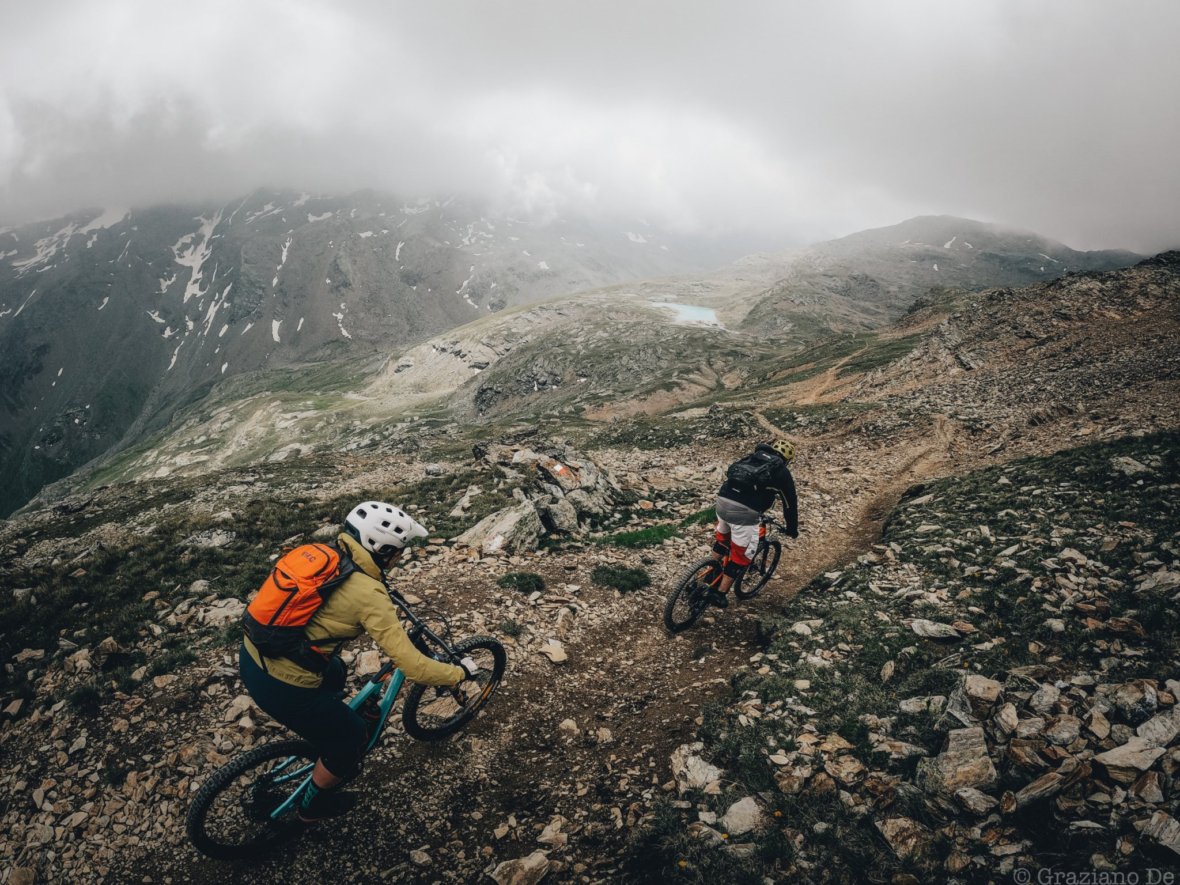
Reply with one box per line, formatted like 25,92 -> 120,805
664,557 -> 719,633
734,540 -> 781,600
402,635 -> 507,741
186,739 -> 316,860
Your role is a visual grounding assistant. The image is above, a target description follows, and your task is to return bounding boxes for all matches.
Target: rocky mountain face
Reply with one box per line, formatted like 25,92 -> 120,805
0,252 -> 1176,882
0,192 -> 735,517
741,215 -> 1141,336
76,222 -> 1147,499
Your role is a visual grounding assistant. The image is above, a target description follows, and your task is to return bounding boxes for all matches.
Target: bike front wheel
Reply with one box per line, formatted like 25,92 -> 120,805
735,540 -> 781,600
186,739 -> 316,860
663,557 -> 719,633
402,635 -> 507,741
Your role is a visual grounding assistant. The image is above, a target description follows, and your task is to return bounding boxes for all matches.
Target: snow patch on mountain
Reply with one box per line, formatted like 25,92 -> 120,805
12,224 -> 77,275
172,212 -> 222,305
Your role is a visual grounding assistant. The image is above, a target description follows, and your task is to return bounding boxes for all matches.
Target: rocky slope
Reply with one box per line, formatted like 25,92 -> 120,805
0,253 -> 1176,884
0,191 -> 734,517
741,215 -> 1140,335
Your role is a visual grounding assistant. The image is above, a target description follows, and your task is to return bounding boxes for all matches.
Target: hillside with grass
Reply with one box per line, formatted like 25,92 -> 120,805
0,253 -> 1176,883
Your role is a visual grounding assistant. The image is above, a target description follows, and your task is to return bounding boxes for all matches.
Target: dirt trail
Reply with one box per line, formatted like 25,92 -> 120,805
134,415 -> 964,885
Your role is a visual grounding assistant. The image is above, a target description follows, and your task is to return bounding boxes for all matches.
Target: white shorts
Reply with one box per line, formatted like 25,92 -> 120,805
715,517 -> 759,565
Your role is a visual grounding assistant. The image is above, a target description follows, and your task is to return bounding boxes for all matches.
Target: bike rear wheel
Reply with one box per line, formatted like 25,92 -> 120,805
735,540 -> 781,600
664,557 -> 719,633
186,739 -> 316,860
402,635 -> 506,741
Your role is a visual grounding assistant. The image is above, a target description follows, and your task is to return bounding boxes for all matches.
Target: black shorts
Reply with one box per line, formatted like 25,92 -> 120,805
238,644 -> 367,778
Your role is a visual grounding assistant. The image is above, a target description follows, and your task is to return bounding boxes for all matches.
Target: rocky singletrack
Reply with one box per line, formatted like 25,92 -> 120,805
116,414 -> 966,885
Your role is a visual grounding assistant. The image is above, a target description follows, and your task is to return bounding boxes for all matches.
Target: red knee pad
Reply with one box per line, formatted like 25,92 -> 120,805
729,546 -> 752,568
712,533 -> 731,557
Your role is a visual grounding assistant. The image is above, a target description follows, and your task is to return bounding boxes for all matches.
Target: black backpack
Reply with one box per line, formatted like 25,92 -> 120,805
726,450 -> 780,495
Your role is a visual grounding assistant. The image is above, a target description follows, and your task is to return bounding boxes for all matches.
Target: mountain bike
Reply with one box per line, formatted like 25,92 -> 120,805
663,513 -> 785,633
185,586 -> 506,860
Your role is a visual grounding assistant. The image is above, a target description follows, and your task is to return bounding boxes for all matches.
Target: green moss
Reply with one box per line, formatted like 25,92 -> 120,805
497,572 -> 546,594
591,564 -> 651,593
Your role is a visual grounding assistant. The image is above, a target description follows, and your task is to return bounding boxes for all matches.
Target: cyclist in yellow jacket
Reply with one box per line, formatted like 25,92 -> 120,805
240,501 -> 476,822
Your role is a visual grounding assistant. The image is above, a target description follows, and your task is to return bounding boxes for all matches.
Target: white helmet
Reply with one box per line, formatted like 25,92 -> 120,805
344,501 -> 428,562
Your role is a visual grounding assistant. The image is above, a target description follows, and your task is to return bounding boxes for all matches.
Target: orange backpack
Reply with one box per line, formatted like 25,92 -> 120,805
242,543 -> 357,672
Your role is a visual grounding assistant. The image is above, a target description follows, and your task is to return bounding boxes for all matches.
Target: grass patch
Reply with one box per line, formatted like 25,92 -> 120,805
595,523 -> 680,548
836,333 -> 922,376
498,619 -> 524,638
591,564 -> 651,593
66,682 -> 103,717
496,572 -> 545,594
596,508 -> 719,548
147,646 -> 198,678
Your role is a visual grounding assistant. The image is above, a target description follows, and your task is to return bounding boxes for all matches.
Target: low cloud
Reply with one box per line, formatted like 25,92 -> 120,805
1,0 -> 1177,253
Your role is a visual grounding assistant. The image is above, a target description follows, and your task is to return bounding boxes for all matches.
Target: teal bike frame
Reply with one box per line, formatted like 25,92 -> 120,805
263,579 -> 456,819
267,660 -> 407,819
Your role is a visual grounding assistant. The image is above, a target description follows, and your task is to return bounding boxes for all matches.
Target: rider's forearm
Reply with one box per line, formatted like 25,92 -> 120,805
362,610 -> 464,686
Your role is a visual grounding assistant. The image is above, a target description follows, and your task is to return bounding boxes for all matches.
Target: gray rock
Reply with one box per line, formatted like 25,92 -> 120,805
1135,708 -> 1180,748
954,787 -> 998,815
184,529 -> 237,548
1044,715 -> 1082,746
1141,812 -> 1180,858
910,619 -> 962,639
720,796 -> 766,836
1093,737 -> 1166,784
1113,680 -> 1158,723
1130,771 -> 1166,804
899,695 -> 946,715
1029,683 -> 1061,714
489,850 -> 551,885
916,727 -> 997,795
876,817 -> 932,860
1111,456 -> 1151,476
1138,569 -> 1180,595
671,742 -> 723,793
311,523 -> 340,541
198,597 -> 246,628
454,502 -> 544,555
1086,708 -> 1111,740
994,703 -> 1020,735
962,675 -> 1003,717
539,497 -> 579,534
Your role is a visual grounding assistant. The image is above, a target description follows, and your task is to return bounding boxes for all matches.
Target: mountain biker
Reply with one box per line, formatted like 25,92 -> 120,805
238,501 -> 478,823
709,439 -> 799,608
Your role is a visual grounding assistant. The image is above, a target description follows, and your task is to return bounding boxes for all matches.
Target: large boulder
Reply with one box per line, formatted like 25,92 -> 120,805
476,440 -> 627,537
455,503 -> 544,556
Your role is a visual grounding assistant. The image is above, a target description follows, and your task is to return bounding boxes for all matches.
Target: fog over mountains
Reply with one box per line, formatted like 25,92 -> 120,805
0,193 -> 1142,516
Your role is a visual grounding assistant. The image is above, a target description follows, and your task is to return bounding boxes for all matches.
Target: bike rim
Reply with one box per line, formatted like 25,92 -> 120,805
668,564 -> 715,628
412,644 -> 500,731
197,752 -> 310,853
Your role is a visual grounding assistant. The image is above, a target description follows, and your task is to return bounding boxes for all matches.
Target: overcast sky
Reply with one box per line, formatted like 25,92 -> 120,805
1,1 -> 1178,252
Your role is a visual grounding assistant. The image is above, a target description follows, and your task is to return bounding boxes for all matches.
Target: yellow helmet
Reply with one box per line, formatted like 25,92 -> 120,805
769,438 -> 795,462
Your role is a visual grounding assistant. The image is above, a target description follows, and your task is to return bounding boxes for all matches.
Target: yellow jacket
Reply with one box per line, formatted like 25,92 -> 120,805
243,533 -> 465,689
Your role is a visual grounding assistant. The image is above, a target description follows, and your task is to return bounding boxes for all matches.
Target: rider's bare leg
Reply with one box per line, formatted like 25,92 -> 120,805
312,760 -> 343,790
